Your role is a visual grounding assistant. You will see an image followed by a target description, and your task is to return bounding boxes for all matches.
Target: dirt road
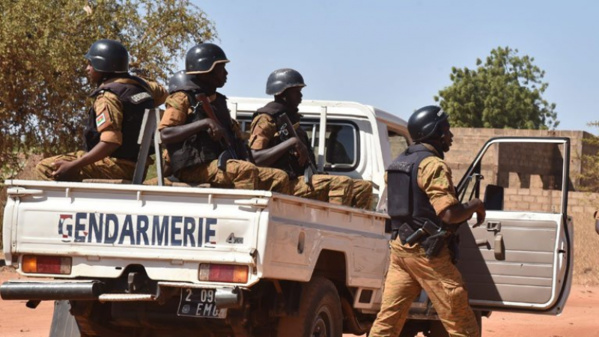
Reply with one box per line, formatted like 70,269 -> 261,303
1,267 -> 598,337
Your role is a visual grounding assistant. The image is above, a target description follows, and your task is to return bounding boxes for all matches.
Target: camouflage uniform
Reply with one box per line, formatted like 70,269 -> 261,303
351,179 -> 374,210
159,92 -> 290,193
249,112 -> 358,206
36,78 -> 167,181
369,144 -> 480,337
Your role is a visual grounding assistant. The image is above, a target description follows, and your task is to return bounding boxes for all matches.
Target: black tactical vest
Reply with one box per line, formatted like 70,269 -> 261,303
387,143 -> 443,234
84,76 -> 155,161
253,101 -> 315,179
166,90 -> 238,174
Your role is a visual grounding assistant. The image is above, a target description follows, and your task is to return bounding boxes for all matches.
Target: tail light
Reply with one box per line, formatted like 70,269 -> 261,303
22,255 -> 72,275
199,264 -> 248,283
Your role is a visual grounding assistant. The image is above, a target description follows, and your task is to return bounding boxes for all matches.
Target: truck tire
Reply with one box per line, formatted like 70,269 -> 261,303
49,300 -> 81,337
277,276 -> 343,337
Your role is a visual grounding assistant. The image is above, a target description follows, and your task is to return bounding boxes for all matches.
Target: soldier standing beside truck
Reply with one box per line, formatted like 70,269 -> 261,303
369,106 -> 486,337
36,39 -> 168,181
158,43 -> 290,193
249,68 -> 373,208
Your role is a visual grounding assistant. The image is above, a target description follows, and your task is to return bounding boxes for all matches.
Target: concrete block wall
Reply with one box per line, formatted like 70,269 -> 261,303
445,127 -> 599,214
446,128 -> 598,191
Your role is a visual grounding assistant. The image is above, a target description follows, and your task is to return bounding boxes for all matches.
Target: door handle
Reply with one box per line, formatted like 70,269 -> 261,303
494,234 -> 505,260
487,221 -> 501,232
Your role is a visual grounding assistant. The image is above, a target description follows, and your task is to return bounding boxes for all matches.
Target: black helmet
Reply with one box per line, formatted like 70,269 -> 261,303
84,39 -> 129,73
168,70 -> 196,94
408,105 -> 449,142
266,68 -> 306,96
185,43 -> 229,74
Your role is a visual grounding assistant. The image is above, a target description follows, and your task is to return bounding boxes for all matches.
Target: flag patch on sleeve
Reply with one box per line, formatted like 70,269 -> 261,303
96,112 -> 107,127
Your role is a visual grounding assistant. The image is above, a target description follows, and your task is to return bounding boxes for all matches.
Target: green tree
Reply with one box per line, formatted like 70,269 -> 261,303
0,0 -> 216,180
435,46 -> 559,130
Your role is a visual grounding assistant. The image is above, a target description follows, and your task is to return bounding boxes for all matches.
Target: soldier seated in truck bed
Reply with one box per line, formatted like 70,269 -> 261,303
249,68 -> 373,209
158,43 -> 290,193
36,39 -> 167,182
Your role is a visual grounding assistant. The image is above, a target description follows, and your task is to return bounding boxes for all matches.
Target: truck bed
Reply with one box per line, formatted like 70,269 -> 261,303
3,179 -> 389,289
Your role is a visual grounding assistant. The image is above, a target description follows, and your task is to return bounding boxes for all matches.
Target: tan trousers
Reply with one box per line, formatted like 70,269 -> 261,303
369,242 -> 480,337
176,159 -> 290,194
351,179 -> 373,210
291,174 -> 353,206
35,151 -> 136,182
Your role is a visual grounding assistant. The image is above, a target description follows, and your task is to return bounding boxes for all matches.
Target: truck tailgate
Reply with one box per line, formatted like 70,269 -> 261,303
3,180 -> 270,284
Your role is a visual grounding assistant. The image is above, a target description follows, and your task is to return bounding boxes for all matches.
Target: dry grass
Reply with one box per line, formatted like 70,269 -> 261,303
570,211 -> 599,286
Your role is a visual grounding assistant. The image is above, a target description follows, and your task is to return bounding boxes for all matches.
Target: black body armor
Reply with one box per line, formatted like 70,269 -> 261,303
387,144 -> 448,255
166,87 -> 240,174
84,76 -> 154,162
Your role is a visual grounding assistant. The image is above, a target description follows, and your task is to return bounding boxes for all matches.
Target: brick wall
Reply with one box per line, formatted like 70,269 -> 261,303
446,128 -> 599,191
445,127 -> 599,214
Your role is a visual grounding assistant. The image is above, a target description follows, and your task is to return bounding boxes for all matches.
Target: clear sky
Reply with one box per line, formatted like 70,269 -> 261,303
190,0 -> 598,133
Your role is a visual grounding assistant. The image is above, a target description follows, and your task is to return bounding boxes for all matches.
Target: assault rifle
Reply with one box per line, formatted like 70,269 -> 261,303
196,93 -> 254,170
279,113 -> 318,185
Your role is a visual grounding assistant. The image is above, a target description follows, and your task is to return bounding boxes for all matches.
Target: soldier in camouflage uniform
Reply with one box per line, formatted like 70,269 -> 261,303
369,106 -> 486,337
159,44 -> 290,193
36,39 -> 167,181
249,68 -> 373,208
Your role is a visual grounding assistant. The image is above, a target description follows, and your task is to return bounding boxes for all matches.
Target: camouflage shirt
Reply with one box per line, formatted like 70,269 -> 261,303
248,113 -> 278,150
95,77 -> 167,145
417,144 -> 459,215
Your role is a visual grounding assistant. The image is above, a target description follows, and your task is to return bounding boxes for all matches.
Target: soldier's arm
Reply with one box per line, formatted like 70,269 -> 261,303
52,142 -> 120,178
419,157 -> 486,227
439,199 -> 485,227
160,118 -> 223,144
248,114 -> 307,166
158,92 -> 223,144
252,138 -> 300,166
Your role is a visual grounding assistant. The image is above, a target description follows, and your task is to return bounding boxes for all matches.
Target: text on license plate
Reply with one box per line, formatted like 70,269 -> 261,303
177,288 -> 227,318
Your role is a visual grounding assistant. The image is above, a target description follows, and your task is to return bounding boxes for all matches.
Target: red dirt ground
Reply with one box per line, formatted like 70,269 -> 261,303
1,267 -> 597,337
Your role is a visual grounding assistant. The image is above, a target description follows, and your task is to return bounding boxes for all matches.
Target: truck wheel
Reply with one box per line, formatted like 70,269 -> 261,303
277,276 -> 343,337
49,300 -> 81,337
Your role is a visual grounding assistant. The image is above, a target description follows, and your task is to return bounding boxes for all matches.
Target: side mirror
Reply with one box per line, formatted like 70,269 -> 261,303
484,185 -> 504,211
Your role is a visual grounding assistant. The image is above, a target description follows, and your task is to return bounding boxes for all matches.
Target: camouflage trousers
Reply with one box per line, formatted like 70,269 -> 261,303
369,242 -> 480,337
35,151 -> 136,182
176,159 -> 290,194
351,179 -> 373,210
291,174 -> 353,206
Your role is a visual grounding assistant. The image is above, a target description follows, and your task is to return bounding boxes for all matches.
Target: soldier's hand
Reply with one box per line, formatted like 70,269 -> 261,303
470,198 -> 486,228
51,160 -> 77,181
294,139 -> 310,166
206,119 -> 225,140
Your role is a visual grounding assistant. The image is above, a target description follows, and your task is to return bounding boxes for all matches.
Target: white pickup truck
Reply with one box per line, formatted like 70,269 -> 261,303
1,98 -> 573,337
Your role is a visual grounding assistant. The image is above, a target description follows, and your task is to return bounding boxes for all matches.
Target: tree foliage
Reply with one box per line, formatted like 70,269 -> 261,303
435,46 -> 559,130
578,121 -> 599,192
0,0 -> 216,179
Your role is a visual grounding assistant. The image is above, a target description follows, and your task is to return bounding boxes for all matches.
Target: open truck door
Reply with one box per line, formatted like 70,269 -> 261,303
455,137 -> 573,315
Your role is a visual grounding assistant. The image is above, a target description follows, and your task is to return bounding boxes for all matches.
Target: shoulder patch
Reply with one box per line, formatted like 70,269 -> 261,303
96,113 -> 107,128
130,92 -> 152,104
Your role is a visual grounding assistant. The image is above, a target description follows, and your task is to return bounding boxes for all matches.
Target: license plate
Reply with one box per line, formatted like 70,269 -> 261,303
177,288 -> 227,319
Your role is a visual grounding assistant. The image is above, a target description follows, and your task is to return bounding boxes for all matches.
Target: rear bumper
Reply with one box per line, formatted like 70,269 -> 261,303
0,280 -> 244,309
0,280 -> 104,300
